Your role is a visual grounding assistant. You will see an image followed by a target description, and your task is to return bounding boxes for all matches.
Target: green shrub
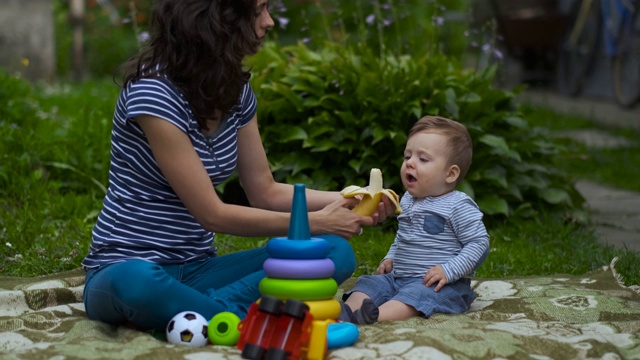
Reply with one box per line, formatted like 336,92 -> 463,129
243,42 -> 583,222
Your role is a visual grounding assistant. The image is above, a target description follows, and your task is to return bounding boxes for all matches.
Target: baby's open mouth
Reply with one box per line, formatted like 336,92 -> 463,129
406,174 -> 417,184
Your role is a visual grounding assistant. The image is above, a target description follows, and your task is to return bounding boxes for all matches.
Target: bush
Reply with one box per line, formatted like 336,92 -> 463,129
243,41 -> 583,222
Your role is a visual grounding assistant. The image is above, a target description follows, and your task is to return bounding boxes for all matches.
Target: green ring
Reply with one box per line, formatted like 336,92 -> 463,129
208,312 -> 241,346
259,278 -> 338,301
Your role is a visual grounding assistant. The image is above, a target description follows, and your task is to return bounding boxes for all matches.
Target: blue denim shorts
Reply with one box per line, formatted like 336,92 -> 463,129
344,272 -> 476,317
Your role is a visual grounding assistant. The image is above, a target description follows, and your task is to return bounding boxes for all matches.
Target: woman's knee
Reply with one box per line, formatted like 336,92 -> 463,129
91,260 -> 168,301
316,234 -> 356,284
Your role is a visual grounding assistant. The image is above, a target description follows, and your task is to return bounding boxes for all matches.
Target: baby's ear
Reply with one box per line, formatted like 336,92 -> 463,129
445,165 -> 460,184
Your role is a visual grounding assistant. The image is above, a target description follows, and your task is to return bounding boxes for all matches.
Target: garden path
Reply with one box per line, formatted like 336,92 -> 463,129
520,89 -> 640,252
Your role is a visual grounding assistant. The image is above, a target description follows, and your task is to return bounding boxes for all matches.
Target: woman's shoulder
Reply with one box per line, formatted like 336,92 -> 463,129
127,76 -> 181,97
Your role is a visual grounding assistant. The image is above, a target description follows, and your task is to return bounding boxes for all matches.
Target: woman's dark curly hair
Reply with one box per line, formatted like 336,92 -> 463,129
117,0 -> 260,131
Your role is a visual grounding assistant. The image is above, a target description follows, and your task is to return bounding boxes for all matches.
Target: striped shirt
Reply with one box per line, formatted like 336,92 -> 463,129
82,77 -> 256,268
385,190 -> 490,282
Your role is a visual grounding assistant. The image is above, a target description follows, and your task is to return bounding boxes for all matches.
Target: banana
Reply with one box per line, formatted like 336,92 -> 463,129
340,168 -> 402,216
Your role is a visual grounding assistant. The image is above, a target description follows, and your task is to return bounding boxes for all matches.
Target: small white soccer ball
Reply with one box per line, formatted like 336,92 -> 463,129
166,311 -> 209,347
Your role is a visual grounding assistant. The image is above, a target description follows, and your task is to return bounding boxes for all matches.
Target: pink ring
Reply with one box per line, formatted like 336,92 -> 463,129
263,258 -> 335,279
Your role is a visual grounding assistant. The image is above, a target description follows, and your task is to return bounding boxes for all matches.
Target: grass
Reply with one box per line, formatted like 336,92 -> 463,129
522,105 -> 640,192
1,78 -> 639,289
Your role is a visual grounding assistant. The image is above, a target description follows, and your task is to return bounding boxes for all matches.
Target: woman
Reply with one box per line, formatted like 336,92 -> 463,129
82,0 -> 393,331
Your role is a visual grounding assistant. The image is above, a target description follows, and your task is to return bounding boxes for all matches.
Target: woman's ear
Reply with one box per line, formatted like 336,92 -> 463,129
445,165 -> 460,184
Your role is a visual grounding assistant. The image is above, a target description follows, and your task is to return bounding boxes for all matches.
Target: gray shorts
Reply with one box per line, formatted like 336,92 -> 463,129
343,272 -> 476,317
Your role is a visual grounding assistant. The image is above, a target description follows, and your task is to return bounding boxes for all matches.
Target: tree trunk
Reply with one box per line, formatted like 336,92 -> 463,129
70,0 -> 85,82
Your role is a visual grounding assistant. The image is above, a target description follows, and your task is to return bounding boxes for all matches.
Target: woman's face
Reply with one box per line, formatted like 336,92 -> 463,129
254,0 -> 274,43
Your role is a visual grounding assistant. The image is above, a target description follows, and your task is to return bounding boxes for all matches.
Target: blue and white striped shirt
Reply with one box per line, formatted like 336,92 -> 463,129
82,77 -> 256,268
385,190 -> 490,282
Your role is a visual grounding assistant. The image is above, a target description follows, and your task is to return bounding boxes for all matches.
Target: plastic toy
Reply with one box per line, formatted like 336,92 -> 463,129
326,322 -> 359,349
259,278 -> 338,301
237,295 -> 313,360
263,258 -> 335,279
307,319 -> 334,359
208,312 -> 241,346
302,299 -> 341,320
266,238 -> 331,259
166,311 -> 209,347
238,184 -> 360,359
340,168 -> 402,216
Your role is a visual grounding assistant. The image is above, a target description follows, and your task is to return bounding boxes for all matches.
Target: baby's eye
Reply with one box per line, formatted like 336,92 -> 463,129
420,158 -> 428,162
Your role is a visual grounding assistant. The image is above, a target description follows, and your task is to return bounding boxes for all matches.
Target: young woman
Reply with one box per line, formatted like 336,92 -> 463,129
82,0 -> 394,331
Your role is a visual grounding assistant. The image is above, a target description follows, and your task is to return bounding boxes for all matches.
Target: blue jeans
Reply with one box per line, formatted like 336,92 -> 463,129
83,234 -> 355,331
345,273 -> 475,317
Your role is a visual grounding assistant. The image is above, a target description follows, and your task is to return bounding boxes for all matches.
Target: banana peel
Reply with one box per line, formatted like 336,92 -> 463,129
340,168 -> 402,216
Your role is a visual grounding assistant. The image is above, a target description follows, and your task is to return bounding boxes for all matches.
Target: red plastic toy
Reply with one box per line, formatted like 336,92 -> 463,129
237,295 -> 314,360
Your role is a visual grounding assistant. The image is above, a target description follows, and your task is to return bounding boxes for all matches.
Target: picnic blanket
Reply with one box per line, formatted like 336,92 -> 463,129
2,258 -> 640,359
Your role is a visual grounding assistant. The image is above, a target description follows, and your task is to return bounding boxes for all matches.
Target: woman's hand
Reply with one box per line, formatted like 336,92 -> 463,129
310,197 -> 375,239
371,195 -> 398,224
376,258 -> 393,274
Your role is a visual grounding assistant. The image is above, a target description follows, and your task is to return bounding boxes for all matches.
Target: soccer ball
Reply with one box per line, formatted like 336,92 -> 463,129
166,311 -> 209,347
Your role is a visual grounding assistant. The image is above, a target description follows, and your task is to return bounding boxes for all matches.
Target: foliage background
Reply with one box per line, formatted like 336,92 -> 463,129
9,0 -> 638,280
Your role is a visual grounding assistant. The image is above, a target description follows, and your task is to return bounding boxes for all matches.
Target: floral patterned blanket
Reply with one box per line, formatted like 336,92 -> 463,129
1,259 -> 640,359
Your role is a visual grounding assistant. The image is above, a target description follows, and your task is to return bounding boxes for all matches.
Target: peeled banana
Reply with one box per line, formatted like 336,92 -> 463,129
340,168 -> 402,216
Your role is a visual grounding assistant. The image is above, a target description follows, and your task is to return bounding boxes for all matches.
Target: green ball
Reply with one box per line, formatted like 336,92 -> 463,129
208,312 -> 241,346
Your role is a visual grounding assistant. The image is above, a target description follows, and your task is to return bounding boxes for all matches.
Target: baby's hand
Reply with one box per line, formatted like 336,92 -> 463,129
423,265 -> 447,292
376,258 -> 393,275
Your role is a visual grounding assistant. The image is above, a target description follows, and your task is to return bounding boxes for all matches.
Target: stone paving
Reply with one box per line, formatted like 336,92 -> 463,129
519,89 -> 640,253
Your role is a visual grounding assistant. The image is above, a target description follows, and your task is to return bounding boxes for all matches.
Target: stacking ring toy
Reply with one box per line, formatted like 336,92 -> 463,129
208,312 -> 241,346
263,258 -> 335,279
304,299 -> 341,320
266,238 -> 331,259
327,322 -> 360,349
260,278 -> 337,301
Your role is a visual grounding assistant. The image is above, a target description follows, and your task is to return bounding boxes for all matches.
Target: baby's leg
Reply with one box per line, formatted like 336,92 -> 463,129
378,300 -> 420,321
339,294 -> 379,324
344,291 -> 369,310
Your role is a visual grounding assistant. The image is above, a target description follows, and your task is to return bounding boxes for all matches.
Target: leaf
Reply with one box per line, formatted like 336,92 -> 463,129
538,188 -> 572,206
458,179 -> 475,199
504,116 -> 528,129
483,166 -> 508,189
479,134 -> 521,161
43,161 -> 107,194
476,194 -> 509,216
512,174 -> 549,190
458,92 -> 482,103
444,88 -> 459,118
273,126 -> 307,143
479,134 -> 509,153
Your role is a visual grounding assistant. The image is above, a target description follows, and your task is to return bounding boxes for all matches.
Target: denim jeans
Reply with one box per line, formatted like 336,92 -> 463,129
345,273 -> 475,317
83,234 -> 355,331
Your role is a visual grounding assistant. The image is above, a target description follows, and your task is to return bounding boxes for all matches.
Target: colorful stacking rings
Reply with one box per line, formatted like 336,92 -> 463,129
303,299 -> 341,320
259,278 -> 338,301
266,238 -> 331,259
263,258 -> 335,279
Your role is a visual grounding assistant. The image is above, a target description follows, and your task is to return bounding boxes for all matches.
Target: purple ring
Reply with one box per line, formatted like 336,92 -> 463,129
263,258 -> 335,279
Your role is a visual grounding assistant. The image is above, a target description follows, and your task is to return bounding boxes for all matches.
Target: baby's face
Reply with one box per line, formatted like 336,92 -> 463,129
401,131 -> 454,198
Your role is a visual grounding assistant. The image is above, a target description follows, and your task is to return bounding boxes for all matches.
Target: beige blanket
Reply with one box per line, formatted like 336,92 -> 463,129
2,259 -> 640,359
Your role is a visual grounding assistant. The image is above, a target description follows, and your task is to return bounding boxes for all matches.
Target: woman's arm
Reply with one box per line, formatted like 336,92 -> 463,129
237,115 -> 398,220
136,114 -> 371,238
136,114 -> 294,237
235,115 -> 340,212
